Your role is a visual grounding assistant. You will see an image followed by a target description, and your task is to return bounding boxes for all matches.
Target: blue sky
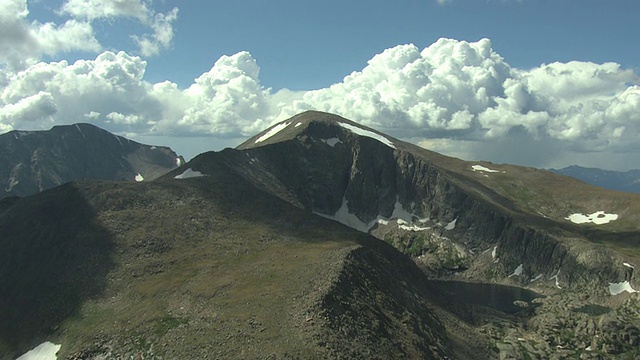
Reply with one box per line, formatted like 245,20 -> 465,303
2,0 -> 640,170
32,0 -> 639,90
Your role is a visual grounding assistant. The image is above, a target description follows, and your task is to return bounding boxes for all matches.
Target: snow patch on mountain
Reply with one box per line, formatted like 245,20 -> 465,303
549,269 -> 562,289
398,224 -> 430,231
114,134 -> 124,147
134,173 -> 144,182
75,124 -> 86,139
17,341 -> 61,360
609,281 -> 637,295
174,168 -> 205,179
445,218 -> 457,230
319,197 -> 373,233
255,122 -> 290,143
397,219 -> 431,231
566,211 -> 618,225
508,264 -> 523,277
472,165 -> 500,173
338,122 -> 396,149
390,201 -> 418,223
318,198 -> 431,234
530,273 -> 543,283
321,137 -> 341,147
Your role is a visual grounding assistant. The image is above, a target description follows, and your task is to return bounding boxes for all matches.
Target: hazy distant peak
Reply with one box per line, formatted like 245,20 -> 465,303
0,123 -> 183,199
549,165 -> 640,194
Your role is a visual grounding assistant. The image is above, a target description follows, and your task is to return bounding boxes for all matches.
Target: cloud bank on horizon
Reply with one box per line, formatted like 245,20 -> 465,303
1,0 -> 639,169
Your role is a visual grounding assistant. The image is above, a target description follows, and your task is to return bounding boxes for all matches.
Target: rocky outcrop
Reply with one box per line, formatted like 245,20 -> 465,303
303,241 -> 454,359
0,123 -> 183,199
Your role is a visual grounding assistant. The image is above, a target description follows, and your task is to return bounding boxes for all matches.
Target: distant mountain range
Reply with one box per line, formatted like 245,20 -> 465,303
0,123 -> 183,199
550,165 -> 640,194
2,112 -> 639,359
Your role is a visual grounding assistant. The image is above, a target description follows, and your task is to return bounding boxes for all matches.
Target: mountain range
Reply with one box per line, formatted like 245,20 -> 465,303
550,165 -> 640,194
0,123 -> 183,200
2,111 -> 639,359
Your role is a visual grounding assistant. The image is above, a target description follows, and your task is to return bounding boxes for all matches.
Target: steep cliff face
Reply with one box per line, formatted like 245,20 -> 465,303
232,111 -> 639,293
0,123 -> 183,199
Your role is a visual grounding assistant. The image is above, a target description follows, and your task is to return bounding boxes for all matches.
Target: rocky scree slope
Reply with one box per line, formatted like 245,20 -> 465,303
0,123 -> 183,199
233,111 -> 640,294
0,150 -> 482,359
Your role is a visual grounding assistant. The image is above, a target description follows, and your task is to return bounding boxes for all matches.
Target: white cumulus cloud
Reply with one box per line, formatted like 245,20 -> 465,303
0,50 -> 159,133
276,38 -> 639,164
61,0 -> 179,57
61,0 -> 152,21
133,7 -> 179,57
0,0 -> 100,69
0,0 -> 178,70
1,37 -> 639,169
161,51 -> 273,136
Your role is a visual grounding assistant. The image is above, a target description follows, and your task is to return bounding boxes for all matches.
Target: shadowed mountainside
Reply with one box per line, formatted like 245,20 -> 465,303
0,150 -> 487,359
0,184 -> 114,353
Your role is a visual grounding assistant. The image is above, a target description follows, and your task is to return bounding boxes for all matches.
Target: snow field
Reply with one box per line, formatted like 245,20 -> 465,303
609,281 -> 637,295
174,168 -> 205,179
338,122 -> 396,149
255,122 -> 290,143
565,211 -> 618,225
508,264 -> 523,277
321,137 -> 341,147
471,165 -> 500,173
17,341 -> 61,360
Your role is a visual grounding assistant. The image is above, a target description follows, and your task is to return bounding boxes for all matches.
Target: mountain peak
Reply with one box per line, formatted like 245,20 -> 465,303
0,123 -> 183,199
237,110 -> 398,150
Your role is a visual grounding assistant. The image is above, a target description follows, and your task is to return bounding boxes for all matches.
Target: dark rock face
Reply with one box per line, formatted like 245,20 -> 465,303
232,111 -> 637,292
0,123 -> 183,199
228,110 -> 640,358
